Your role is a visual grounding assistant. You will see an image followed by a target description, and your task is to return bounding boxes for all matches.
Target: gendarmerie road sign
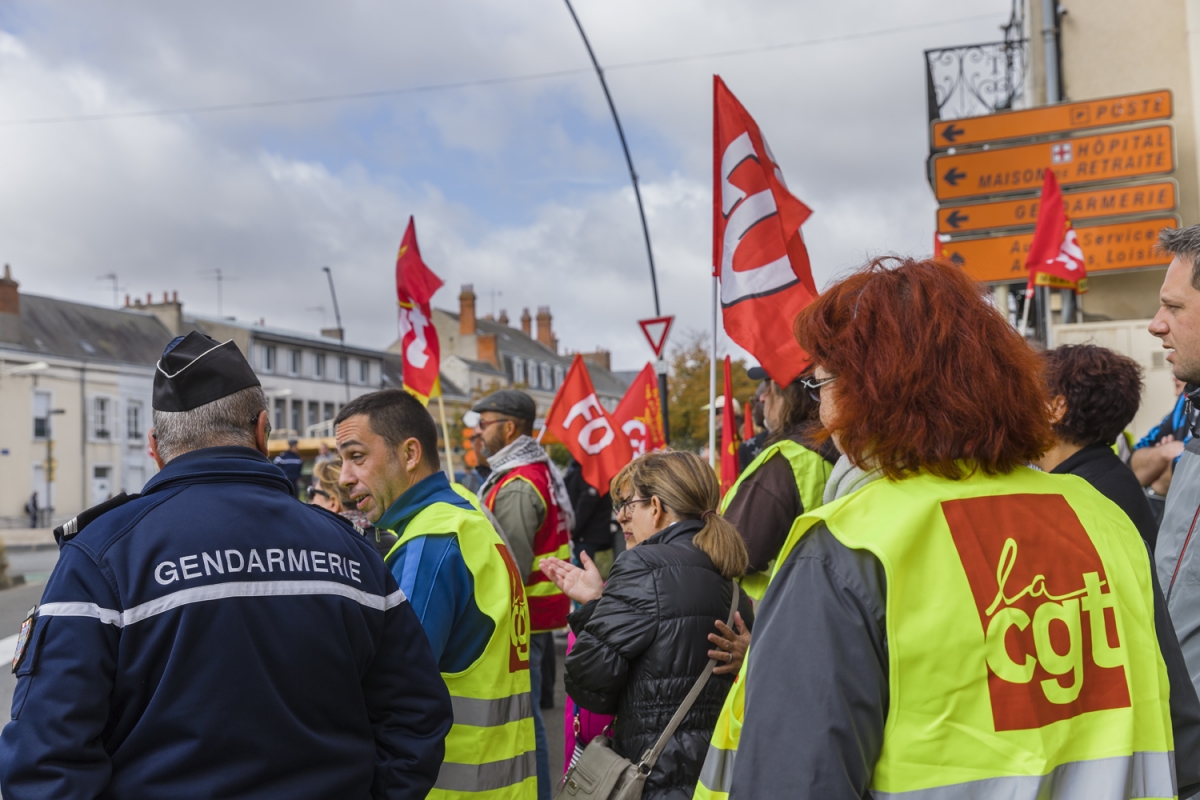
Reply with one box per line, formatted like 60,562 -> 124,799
931,90 -> 1172,150
936,180 -> 1177,235
939,216 -> 1179,283
933,125 -> 1175,201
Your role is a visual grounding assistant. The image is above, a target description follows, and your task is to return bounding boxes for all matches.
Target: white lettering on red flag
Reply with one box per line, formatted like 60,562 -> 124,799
713,76 -> 817,386
611,363 -> 666,457
545,355 -> 634,492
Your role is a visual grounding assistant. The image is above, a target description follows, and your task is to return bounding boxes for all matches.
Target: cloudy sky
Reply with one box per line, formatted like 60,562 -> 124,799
0,0 -> 1011,369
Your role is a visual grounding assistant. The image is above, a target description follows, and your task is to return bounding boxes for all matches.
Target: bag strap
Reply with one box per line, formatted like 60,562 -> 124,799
637,579 -> 740,774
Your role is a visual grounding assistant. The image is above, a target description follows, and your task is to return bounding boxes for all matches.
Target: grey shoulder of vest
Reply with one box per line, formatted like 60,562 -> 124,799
54,492 -> 141,547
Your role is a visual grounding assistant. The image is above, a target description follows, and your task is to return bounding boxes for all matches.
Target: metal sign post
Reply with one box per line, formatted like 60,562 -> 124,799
639,316 -> 675,445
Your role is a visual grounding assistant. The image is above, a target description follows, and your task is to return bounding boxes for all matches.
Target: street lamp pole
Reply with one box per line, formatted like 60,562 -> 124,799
322,267 -> 351,403
45,409 -> 66,528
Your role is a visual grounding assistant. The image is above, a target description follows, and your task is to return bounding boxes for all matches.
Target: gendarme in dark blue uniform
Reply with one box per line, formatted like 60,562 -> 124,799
0,332 -> 452,800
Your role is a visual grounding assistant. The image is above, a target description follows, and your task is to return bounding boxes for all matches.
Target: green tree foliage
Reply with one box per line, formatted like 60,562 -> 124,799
667,330 -> 758,452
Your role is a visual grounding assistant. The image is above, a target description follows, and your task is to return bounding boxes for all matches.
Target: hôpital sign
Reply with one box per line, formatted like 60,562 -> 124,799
933,125 -> 1174,202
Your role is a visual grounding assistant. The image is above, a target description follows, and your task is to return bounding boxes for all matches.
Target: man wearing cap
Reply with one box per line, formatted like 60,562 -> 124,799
335,389 -> 537,800
0,332 -> 452,800
473,389 -> 573,800
273,437 -> 304,497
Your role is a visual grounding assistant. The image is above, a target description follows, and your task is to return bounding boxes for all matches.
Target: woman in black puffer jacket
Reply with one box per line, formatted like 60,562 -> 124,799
541,451 -> 754,800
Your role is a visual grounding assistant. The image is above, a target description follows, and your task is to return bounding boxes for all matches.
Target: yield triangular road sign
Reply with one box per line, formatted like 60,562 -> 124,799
638,316 -> 675,358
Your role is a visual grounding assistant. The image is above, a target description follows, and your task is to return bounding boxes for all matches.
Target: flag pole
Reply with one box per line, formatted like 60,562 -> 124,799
709,275 -> 718,470
1019,288 -> 1033,337
435,393 -> 455,481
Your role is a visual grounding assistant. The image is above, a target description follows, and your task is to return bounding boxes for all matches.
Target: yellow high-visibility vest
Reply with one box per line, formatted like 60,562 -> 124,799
719,438 -> 832,600
698,467 -> 1175,799
385,501 -> 537,800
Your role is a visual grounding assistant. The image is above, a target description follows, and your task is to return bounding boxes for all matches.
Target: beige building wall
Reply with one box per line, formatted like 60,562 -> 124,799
0,359 -> 155,526
1031,0 -> 1197,319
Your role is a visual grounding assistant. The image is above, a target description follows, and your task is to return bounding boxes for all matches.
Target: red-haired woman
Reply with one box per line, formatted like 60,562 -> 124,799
695,258 -> 1200,800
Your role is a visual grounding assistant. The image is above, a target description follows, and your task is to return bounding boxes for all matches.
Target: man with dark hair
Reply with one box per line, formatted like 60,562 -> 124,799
335,389 -> 538,800
1035,344 -> 1158,548
1,332 -> 452,800
473,389 -> 573,800
1151,223 -> 1200,706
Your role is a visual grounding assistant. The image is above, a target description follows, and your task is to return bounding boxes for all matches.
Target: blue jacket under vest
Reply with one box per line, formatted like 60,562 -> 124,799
0,446 -> 452,800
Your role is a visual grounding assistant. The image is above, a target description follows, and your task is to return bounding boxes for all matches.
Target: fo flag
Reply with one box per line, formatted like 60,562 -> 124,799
611,363 -> 666,457
545,355 -> 634,492
395,217 -> 444,404
1025,170 -> 1087,295
714,76 -> 817,387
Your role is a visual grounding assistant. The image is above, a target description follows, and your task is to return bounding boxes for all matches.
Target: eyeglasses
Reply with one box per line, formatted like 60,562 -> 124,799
614,497 -> 652,516
306,485 -> 330,501
800,375 -> 837,402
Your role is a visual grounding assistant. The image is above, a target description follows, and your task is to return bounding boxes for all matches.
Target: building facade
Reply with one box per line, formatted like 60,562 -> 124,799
426,285 -> 628,417
129,292 -> 389,446
0,266 -> 162,527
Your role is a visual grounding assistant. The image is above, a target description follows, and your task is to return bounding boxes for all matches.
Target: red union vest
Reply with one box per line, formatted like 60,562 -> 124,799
485,463 -> 570,632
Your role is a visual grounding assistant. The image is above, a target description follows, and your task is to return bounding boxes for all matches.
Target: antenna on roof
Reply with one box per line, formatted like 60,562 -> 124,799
97,273 -> 122,308
200,268 -> 239,317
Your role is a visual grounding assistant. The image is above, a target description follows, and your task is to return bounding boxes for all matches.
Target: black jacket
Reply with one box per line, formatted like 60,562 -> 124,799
564,460 -> 616,548
1052,443 -> 1159,550
565,520 -> 754,800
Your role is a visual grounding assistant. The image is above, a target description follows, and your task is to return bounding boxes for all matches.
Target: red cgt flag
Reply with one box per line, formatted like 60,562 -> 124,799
545,355 -> 634,493
714,75 -> 817,387
395,217 -> 444,404
1025,170 -> 1087,295
611,363 -> 666,457
720,356 -> 738,495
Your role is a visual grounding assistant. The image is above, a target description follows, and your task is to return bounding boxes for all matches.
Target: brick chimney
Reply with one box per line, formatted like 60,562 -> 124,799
0,264 -> 19,343
477,333 -> 499,367
498,309 -> 509,326
520,308 -> 532,336
459,284 -> 477,335
580,349 -> 611,371
143,289 -> 185,335
536,306 -> 557,353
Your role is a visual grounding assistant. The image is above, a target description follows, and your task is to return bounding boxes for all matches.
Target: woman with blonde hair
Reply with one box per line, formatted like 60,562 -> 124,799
309,458 -> 396,558
540,449 -> 754,800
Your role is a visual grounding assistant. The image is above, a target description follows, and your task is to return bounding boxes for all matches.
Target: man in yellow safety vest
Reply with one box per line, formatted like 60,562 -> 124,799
336,389 -> 536,800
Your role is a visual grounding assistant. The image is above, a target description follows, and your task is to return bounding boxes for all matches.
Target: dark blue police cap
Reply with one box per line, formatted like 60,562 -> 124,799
153,331 -> 261,412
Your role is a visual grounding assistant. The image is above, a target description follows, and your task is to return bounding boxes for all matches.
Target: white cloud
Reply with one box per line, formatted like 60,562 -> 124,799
0,0 -> 1012,370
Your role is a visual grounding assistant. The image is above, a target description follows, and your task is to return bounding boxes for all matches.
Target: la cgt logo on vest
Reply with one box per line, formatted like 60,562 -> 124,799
943,494 -> 1130,731
496,543 -> 531,673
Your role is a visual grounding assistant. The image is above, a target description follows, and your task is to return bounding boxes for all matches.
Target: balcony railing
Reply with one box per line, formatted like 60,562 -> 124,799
925,38 -> 1028,125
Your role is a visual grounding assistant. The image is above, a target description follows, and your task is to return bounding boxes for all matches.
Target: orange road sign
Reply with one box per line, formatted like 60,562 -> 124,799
936,180 -> 1177,234
931,90 -> 1172,150
933,125 -> 1174,201
939,216 -> 1179,284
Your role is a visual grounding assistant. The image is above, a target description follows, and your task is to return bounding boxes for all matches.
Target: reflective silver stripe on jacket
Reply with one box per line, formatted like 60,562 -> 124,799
697,744 -> 735,795
870,751 -> 1175,800
1157,439 -> 1200,700
38,582 -> 406,628
450,692 -> 533,728
435,750 -> 538,793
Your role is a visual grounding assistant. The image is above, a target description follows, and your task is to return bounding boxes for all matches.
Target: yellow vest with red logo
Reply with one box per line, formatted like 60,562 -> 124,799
697,467 -> 1175,799
485,464 -> 571,632
385,501 -> 536,800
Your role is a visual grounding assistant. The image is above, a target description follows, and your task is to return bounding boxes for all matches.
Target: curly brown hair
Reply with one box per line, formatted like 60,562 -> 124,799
1041,344 -> 1143,447
793,256 -> 1054,480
